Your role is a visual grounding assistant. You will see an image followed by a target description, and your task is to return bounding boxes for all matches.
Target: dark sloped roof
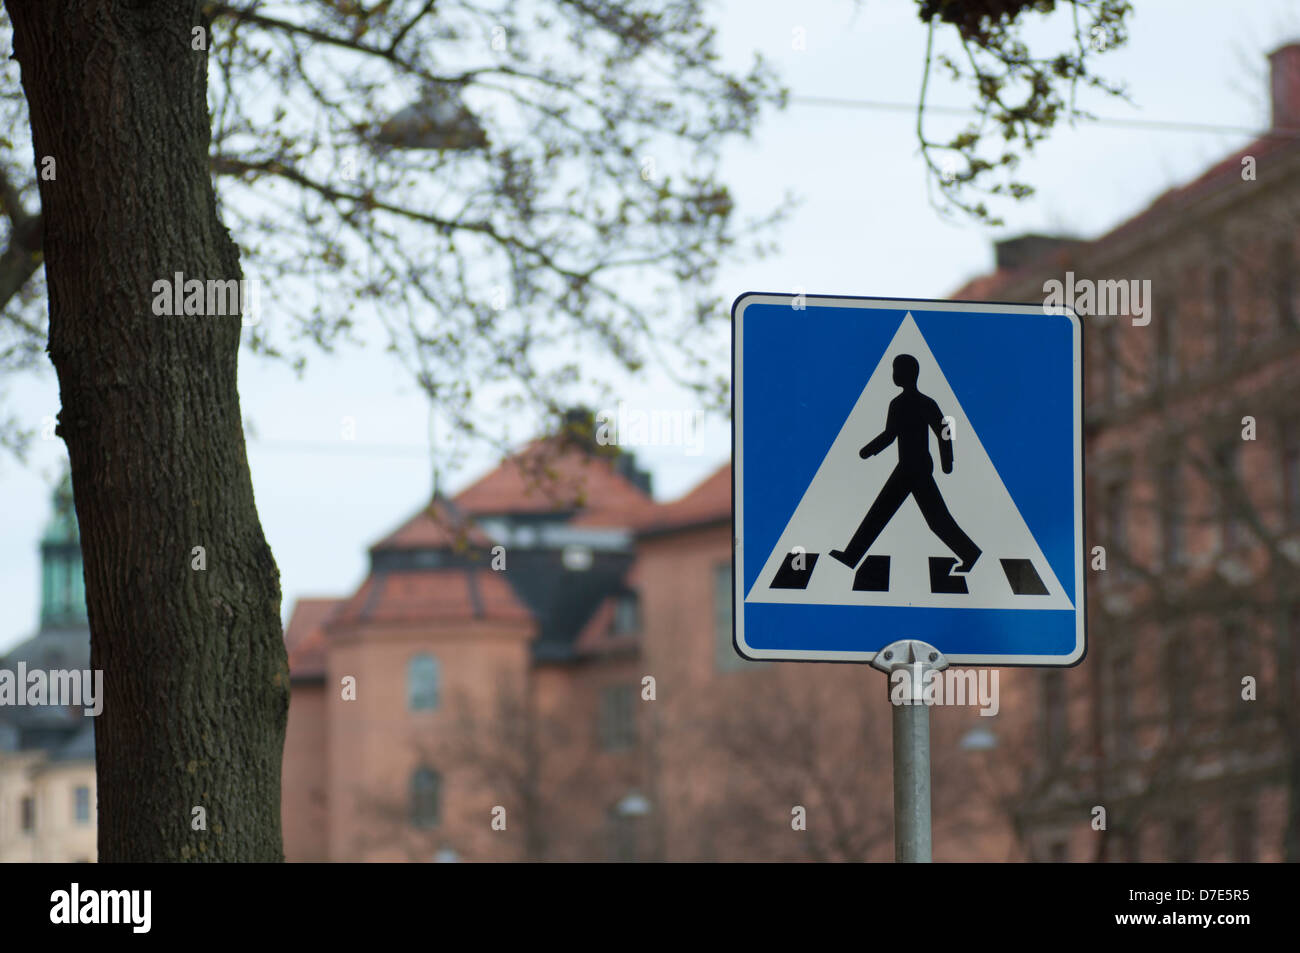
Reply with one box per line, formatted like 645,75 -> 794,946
48,720 -> 95,762
0,624 -> 96,758
0,626 -> 91,674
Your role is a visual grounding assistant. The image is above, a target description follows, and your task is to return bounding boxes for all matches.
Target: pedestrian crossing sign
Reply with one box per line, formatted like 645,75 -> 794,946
732,293 -> 1086,666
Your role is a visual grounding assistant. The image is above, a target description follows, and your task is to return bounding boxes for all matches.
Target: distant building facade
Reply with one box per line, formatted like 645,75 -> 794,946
282,425 -> 1011,862
0,475 -> 97,863
947,42 -> 1300,863
282,427 -> 663,862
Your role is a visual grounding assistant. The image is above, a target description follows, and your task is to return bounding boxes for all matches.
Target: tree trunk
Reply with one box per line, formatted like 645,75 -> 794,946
7,1 -> 287,861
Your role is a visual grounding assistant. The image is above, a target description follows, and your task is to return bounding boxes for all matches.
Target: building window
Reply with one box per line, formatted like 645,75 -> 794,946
407,654 -> 440,711
1213,440 -> 1243,551
1224,623 -> 1250,724
1101,324 -> 1120,405
410,767 -> 441,828
1156,298 -> 1179,388
1103,479 -> 1128,578
1042,671 -> 1067,759
613,593 -> 640,635
1160,460 -> 1184,569
598,684 -> 637,751
1109,650 -> 1133,761
607,808 -> 640,862
1123,830 -> 1141,863
562,544 -> 593,571
1282,420 -> 1300,528
1231,802 -> 1257,863
1213,265 -> 1234,360
1276,239 -> 1295,330
1292,605 -> 1300,701
1166,636 -> 1191,739
1170,816 -> 1197,863
73,786 -> 91,825
21,796 -> 35,833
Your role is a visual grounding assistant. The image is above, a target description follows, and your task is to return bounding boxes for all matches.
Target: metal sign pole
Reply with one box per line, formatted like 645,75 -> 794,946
872,639 -> 948,863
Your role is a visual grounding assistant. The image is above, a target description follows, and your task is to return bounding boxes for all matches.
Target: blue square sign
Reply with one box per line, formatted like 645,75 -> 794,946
733,293 -> 1085,666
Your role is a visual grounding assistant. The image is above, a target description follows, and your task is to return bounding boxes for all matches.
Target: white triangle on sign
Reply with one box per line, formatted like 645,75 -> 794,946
746,312 -> 1073,610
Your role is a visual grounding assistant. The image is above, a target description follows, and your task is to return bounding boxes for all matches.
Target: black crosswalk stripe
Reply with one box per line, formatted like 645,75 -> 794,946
769,551 -> 1050,597
1000,558 -> 1048,595
928,556 -> 968,594
770,551 -> 819,589
852,556 -> 890,592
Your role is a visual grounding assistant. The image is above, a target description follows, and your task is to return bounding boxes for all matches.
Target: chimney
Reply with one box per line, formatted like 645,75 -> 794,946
1269,43 -> 1300,131
993,233 -> 1080,272
614,451 -> 653,497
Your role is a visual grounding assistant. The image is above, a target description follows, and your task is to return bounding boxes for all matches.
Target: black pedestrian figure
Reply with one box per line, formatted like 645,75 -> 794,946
829,354 -> 981,573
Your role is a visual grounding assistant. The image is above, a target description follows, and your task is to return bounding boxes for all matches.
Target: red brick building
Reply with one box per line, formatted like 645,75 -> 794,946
283,43 -> 1300,863
946,42 -> 1300,863
282,430 -> 1008,862
283,432 -> 656,862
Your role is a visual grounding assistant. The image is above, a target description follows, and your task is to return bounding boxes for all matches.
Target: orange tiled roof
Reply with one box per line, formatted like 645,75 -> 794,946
636,462 -> 731,534
455,438 -> 656,528
370,496 -> 493,551
284,597 -> 342,680
329,568 -> 533,628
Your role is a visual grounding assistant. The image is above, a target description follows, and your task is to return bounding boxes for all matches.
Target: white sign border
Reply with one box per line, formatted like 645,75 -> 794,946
732,292 -> 1086,667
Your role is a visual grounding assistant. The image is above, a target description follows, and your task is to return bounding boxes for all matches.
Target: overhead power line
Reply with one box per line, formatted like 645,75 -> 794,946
248,437 -> 430,458
786,93 -> 1292,138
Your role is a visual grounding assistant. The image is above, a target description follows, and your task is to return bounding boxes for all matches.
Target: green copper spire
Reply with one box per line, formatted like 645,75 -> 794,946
39,468 -> 87,629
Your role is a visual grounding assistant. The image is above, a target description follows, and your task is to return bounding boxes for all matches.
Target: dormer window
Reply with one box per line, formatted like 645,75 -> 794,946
613,593 -> 640,635
562,545 -> 593,571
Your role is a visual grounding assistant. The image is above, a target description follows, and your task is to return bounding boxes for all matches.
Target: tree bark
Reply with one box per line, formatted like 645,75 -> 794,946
6,0 -> 287,861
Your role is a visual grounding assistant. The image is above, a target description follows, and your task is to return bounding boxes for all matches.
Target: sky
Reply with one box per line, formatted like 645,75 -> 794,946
3,0 -> 1299,652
